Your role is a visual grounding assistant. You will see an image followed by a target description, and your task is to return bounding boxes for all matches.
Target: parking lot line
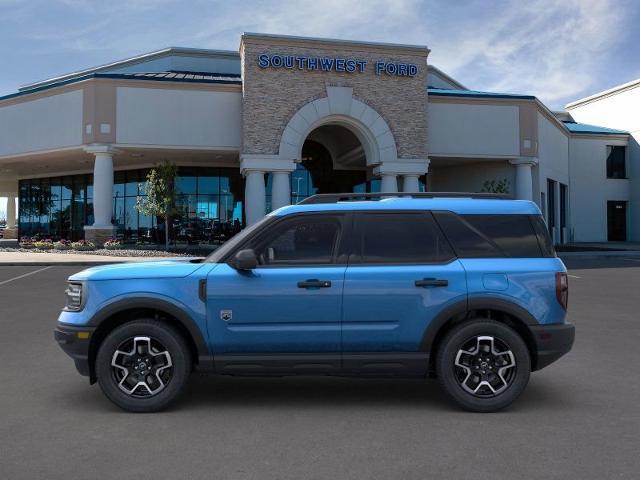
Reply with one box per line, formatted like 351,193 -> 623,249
567,274 -> 581,279
0,266 -> 51,286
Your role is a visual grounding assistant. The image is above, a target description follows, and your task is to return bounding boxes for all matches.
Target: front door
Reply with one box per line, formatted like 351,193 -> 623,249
207,213 -> 347,371
607,201 -> 627,241
341,212 -> 467,373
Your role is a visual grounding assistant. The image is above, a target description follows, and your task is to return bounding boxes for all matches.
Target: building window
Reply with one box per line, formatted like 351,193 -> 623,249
606,146 -> 626,179
546,179 -> 556,235
18,175 -> 92,241
18,167 -> 244,245
560,183 -> 568,243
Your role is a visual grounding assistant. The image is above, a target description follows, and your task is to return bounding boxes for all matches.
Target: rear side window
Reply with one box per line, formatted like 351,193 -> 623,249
434,213 -> 554,258
353,213 -> 454,264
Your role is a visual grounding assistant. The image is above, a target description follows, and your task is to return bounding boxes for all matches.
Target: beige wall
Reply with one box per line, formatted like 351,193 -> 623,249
116,86 -> 242,149
427,102 -> 520,157
0,90 -> 83,157
240,35 -> 429,159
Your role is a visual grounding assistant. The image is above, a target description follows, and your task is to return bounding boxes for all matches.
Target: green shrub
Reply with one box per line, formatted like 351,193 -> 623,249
71,240 -> 96,251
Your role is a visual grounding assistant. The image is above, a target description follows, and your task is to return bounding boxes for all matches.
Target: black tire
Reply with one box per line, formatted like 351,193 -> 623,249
95,319 -> 192,413
436,319 -> 530,412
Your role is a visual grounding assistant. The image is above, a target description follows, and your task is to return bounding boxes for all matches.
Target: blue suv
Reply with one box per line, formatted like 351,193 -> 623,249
55,193 -> 574,412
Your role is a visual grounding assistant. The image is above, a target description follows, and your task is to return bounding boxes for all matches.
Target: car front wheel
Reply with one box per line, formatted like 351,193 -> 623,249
95,319 -> 191,412
436,319 -> 530,412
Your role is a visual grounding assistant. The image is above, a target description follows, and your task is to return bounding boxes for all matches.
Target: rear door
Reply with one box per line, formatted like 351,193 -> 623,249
341,211 -> 467,372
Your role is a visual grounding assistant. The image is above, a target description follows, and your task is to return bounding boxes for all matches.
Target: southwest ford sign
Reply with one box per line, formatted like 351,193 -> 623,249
257,54 -> 418,77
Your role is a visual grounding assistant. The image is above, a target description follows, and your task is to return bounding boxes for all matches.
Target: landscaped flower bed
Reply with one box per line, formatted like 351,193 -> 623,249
33,240 -> 54,250
54,239 -> 72,250
70,240 -> 96,251
19,236 -> 35,249
103,238 -> 122,250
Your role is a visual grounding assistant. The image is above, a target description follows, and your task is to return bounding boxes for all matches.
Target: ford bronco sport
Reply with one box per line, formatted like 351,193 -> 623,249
55,193 -> 574,412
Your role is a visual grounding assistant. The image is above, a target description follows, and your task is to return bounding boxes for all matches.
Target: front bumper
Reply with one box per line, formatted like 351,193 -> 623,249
530,322 -> 575,371
54,324 -> 96,378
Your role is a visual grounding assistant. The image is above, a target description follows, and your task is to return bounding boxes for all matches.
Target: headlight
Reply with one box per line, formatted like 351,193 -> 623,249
64,282 -> 84,311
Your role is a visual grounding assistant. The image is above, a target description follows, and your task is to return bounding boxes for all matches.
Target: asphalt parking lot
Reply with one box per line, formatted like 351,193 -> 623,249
1,257 -> 639,479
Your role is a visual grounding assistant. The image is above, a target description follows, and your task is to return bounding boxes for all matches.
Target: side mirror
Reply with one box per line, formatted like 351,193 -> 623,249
231,249 -> 258,270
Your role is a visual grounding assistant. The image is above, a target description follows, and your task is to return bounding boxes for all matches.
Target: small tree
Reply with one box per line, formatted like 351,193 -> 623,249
136,161 -> 178,250
481,178 -> 510,194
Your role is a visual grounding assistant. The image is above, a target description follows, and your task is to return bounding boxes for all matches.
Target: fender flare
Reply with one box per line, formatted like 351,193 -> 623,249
87,297 -> 213,370
420,296 -> 538,352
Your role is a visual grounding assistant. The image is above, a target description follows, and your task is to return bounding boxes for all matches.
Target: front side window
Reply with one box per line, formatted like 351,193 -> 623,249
249,215 -> 342,266
606,146 -> 626,179
352,213 -> 454,264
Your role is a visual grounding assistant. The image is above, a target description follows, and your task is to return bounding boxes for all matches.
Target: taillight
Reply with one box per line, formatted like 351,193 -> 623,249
556,272 -> 568,310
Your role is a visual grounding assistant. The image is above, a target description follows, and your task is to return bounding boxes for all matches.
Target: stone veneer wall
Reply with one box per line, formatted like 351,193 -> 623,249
240,36 -> 429,160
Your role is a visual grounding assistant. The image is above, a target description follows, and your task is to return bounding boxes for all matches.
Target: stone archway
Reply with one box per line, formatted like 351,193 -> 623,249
241,86 -> 429,225
278,86 -> 398,166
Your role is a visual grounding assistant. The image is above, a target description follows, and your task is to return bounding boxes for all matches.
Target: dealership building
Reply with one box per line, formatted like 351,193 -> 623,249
0,33 -> 636,246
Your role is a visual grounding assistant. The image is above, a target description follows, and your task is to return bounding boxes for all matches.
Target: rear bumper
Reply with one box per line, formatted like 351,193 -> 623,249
530,322 -> 575,371
54,324 -> 96,378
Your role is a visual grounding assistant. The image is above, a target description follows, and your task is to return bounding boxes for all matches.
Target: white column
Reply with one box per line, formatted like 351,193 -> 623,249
380,173 -> 398,193
6,195 -> 16,229
244,170 -> 266,226
271,171 -> 291,210
402,174 -> 420,193
91,151 -> 115,227
510,158 -> 538,201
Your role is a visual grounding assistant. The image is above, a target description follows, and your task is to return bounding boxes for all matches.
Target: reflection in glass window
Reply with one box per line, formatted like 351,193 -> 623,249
18,166 -> 245,245
176,175 -> 197,194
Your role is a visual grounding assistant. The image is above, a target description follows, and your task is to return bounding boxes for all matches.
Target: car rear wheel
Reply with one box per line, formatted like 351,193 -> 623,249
436,319 -> 530,412
96,319 -> 191,412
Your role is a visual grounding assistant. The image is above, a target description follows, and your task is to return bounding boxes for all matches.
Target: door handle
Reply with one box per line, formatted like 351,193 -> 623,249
415,278 -> 448,287
297,279 -> 332,289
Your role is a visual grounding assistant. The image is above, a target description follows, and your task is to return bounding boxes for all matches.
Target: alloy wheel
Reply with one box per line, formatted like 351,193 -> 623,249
110,336 -> 173,397
454,335 -> 516,397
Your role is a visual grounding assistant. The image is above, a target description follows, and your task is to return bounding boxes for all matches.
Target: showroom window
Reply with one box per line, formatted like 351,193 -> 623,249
18,167 -> 245,245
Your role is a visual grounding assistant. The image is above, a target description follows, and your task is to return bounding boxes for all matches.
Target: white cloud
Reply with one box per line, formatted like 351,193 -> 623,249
424,0 -> 631,107
184,0 -> 632,107
3,0 -> 634,108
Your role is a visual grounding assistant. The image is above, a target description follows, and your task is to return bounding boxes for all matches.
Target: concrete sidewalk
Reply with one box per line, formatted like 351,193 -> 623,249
2,249 -> 640,266
0,251 -> 178,266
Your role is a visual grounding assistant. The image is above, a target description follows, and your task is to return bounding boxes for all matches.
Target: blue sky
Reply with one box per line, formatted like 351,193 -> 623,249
1,0 -> 639,108
1,0 -> 640,218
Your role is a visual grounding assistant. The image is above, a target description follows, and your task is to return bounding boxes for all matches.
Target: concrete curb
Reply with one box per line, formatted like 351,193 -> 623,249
0,261 -> 133,266
558,251 -> 640,258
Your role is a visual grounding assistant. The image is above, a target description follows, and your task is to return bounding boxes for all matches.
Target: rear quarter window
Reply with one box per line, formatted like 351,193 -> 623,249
434,212 -> 555,258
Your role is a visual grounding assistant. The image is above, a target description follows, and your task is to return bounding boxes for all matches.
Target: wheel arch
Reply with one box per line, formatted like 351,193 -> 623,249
86,298 -> 212,383
422,297 -> 539,374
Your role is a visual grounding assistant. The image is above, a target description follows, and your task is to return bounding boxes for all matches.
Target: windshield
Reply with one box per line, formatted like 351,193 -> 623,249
205,215 -> 272,263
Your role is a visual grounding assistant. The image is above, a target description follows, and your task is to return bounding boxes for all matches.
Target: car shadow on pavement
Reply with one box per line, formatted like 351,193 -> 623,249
183,375 -> 571,413
63,374 -> 572,414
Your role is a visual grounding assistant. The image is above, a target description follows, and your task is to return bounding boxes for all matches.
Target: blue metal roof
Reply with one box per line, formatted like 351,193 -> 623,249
562,121 -> 627,135
0,71 -> 241,102
273,197 -> 541,216
428,87 -> 536,100
116,71 -> 241,82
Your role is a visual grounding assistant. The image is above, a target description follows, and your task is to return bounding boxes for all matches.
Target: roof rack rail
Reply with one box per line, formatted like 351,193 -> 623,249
298,192 -> 511,205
